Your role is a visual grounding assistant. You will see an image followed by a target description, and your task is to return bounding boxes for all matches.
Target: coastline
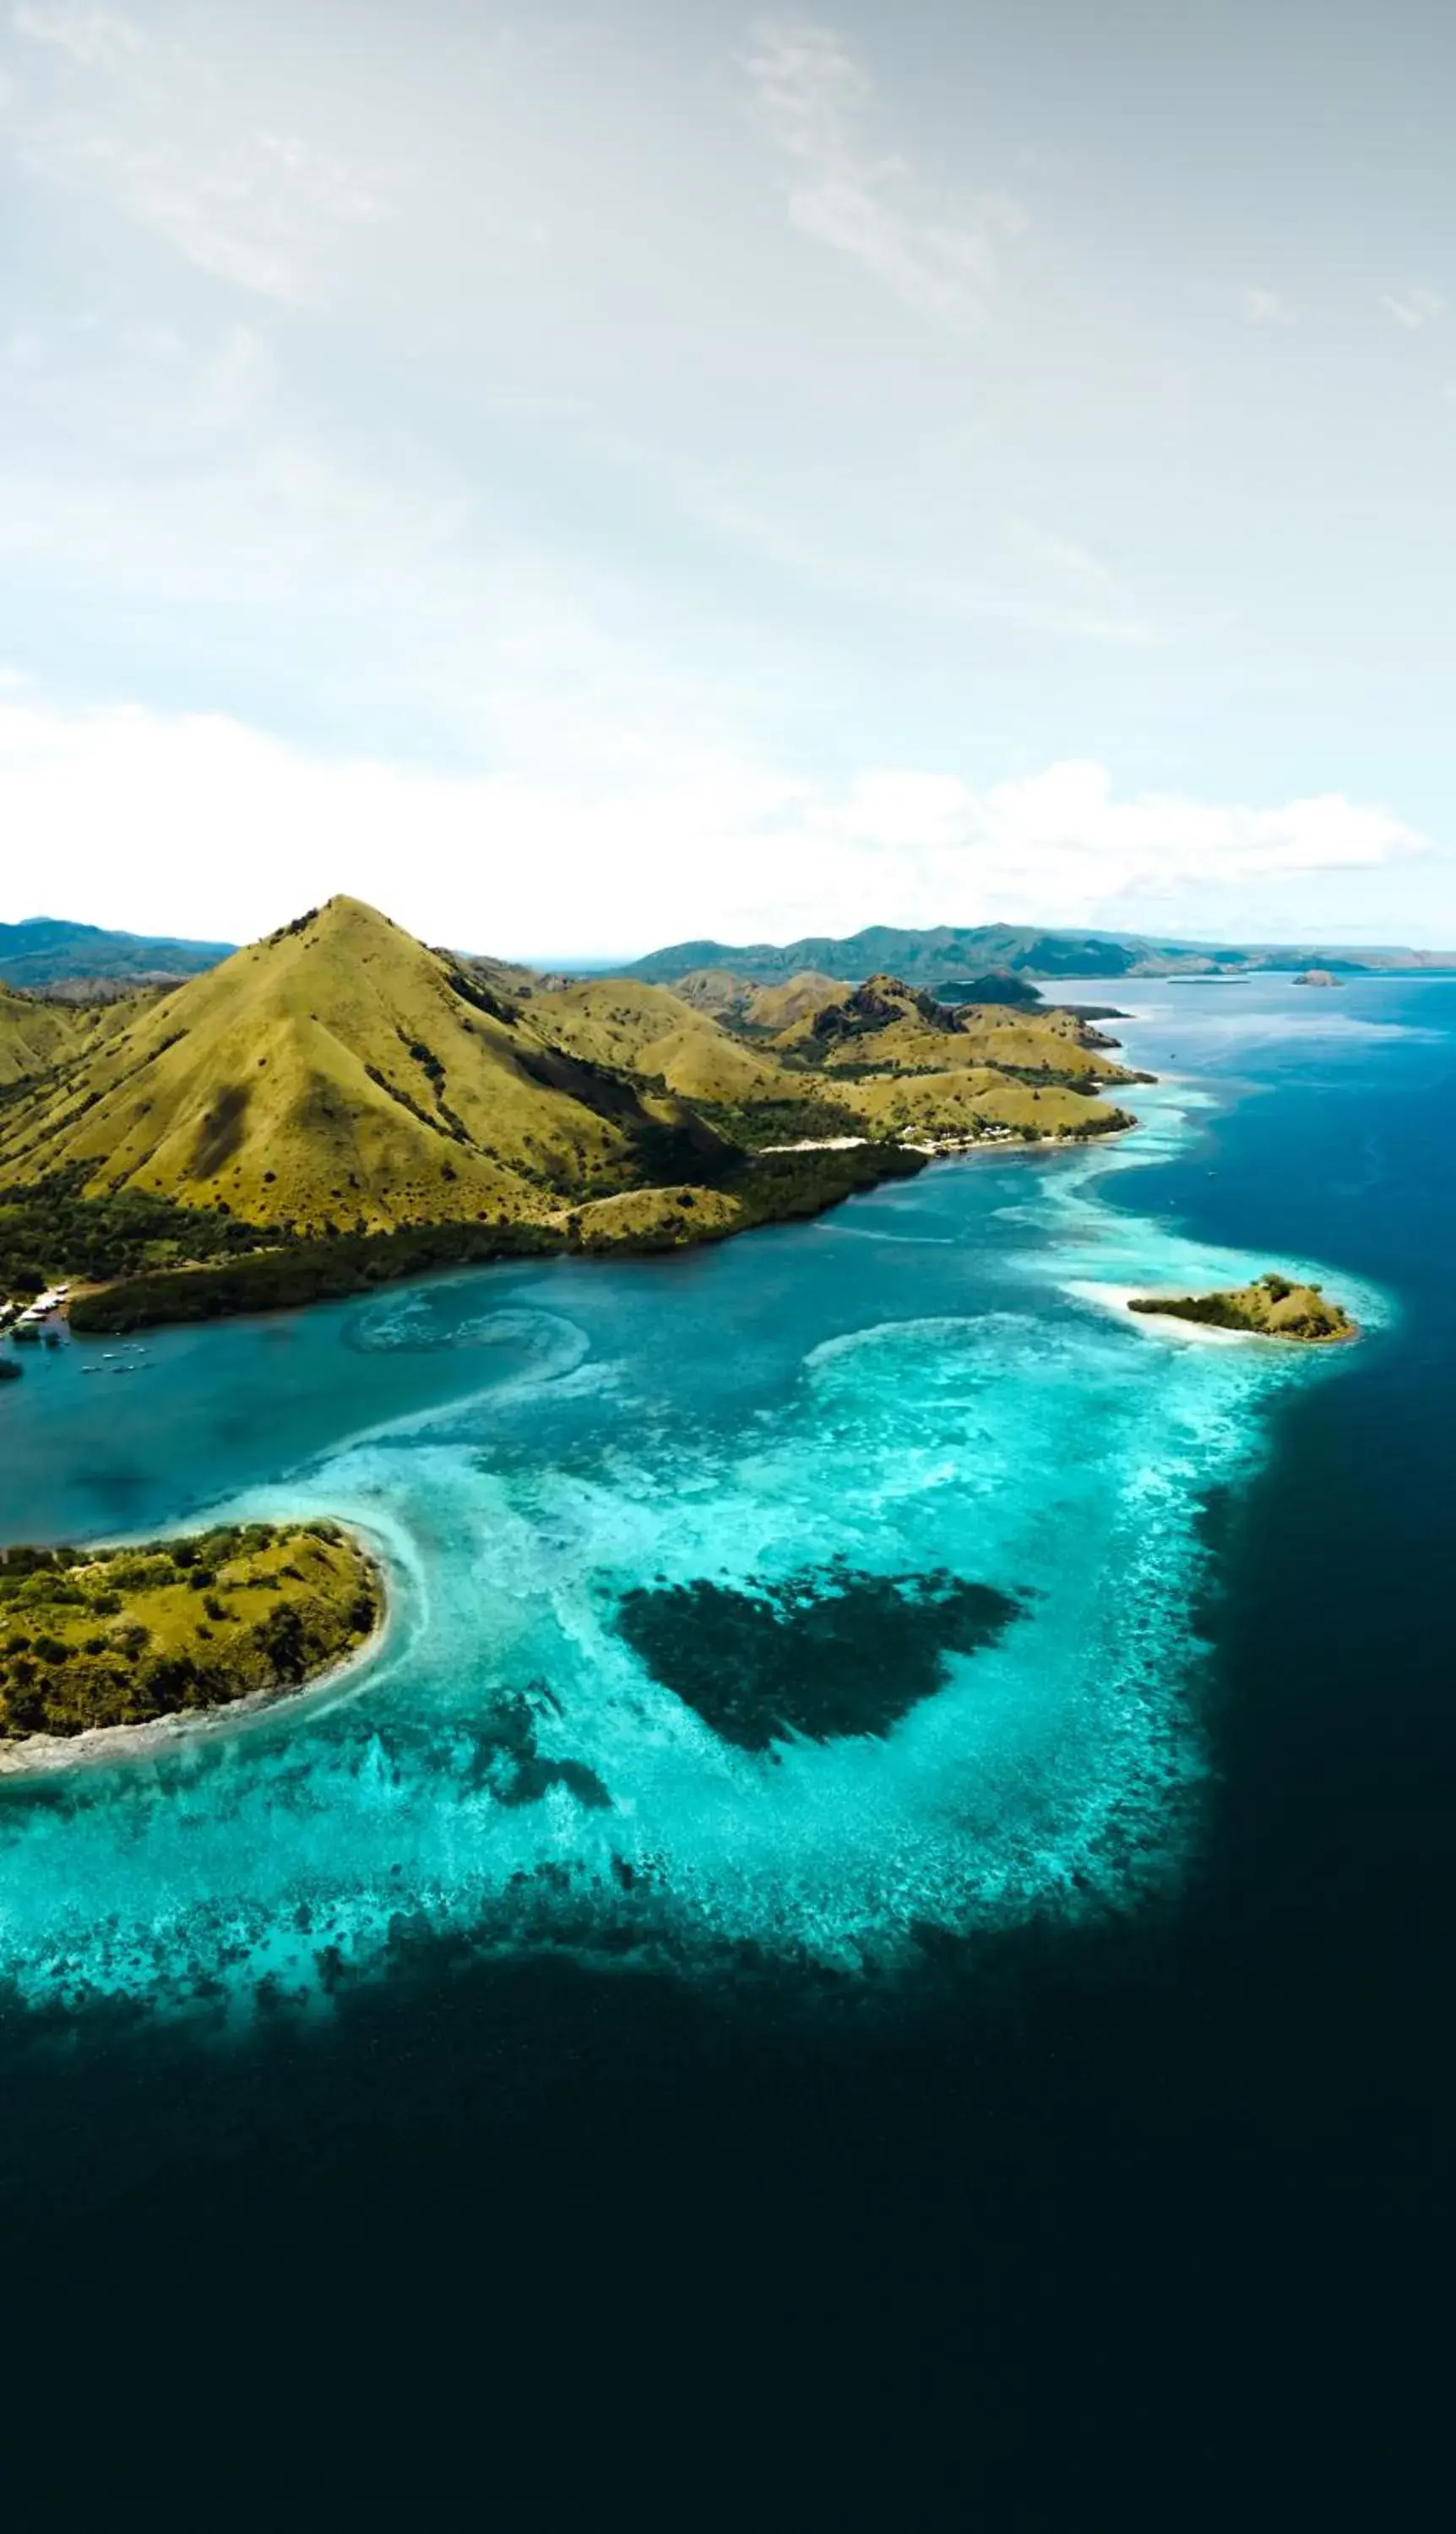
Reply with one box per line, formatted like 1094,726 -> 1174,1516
1068,1281 -> 1361,1347
0,1523 -> 393,1783
32,1115 -> 1142,1341
907,1120 -> 1140,1161
758,1122 -> 1138,1162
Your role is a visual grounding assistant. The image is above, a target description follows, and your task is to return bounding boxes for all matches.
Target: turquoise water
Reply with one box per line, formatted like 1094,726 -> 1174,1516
0,1032 -> 1383,2019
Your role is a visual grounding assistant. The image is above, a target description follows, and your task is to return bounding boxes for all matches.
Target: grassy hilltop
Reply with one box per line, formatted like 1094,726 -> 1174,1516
0,897 -> 715,1235
0,897 -> 1138,1330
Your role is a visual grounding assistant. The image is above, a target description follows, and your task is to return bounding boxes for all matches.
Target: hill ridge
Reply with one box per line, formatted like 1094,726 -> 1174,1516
619,922 -> 1456,987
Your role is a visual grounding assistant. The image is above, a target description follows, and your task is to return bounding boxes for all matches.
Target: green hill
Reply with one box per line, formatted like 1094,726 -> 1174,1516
0,897 -> 711,1233
764,975 -> 1135,1086
524,978 -> 816,1104
667,969 -> 852,1030
0,922 -> 1134,1233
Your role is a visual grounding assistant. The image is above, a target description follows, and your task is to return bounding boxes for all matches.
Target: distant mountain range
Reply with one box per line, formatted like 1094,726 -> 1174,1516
0,916 -> 235,995
7,911 -> 1453,1005
622,923 -> 1456,989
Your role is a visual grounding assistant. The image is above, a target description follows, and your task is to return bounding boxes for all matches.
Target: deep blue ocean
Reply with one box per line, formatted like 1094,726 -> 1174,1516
1,976 -> 1451,2525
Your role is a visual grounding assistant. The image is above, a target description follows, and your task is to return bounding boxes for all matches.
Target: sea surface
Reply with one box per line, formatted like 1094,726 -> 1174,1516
1,976 -> 1451,2522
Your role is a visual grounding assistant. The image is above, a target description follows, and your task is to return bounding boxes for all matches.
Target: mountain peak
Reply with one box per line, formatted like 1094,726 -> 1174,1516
0,897 -> 690,1235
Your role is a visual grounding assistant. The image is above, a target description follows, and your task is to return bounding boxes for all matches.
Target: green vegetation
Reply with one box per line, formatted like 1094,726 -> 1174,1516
67,1146 -> 926,1322
0,1519 -> 381,1743
1128,1274 -> 1356,1342
934,973 -> 1045,1008
724,1140 -> 926,1225
69,1216 -> 563,1333
562,1141 -> 926,1255
689,1090 -> 868,1149
1,1166 -> 280,1296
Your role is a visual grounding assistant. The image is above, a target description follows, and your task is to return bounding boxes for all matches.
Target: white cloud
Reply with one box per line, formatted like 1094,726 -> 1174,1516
859,760 -> 1430,893
11,6 -> 140,69
1240,285 -> 1292,325
744,20 -> 1024,327
1381,284 -> 1445,330
5,4 -> 390,302
3,317 -> 275,463
1006,518 -> 1116,591
0,689 -> 1432,957
696,486 -> 1160,646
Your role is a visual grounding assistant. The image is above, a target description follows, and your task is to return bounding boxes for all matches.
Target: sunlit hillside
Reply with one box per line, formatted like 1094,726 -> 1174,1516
0,987 -> 123,1090
528,971 -> 1129,1145
0,910 -> 1139,1309
524,979 -> 812,1103
0,898 -> 709,1232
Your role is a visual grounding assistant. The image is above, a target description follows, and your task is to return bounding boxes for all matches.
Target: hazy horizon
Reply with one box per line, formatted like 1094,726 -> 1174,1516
3,2 -> 1454,950
8,898 -> 1455,974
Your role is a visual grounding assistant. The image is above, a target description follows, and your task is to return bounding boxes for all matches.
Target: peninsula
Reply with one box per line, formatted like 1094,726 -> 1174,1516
0,1518 -> 382,1759
0,896 -> 1138,1335
1127,1275 -> 1356,1343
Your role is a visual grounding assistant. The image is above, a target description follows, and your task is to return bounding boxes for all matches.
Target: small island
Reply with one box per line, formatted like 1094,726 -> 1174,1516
0,1517 -> 383,1760
1291,970 -> 1342,988
1128,1272 -> 1356,1343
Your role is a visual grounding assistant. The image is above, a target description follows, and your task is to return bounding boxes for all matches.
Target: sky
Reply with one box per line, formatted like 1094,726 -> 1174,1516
2,0 -> 1454,958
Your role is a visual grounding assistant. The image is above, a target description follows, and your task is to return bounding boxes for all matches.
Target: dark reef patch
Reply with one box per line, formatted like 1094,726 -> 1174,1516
463,1685 -> 611,1812
612,1559 -> 1024,1750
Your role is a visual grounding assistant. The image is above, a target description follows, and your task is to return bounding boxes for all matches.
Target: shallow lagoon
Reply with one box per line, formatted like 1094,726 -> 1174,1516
0,990 -> 1385,2018
0,1104 -> 1376,2018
